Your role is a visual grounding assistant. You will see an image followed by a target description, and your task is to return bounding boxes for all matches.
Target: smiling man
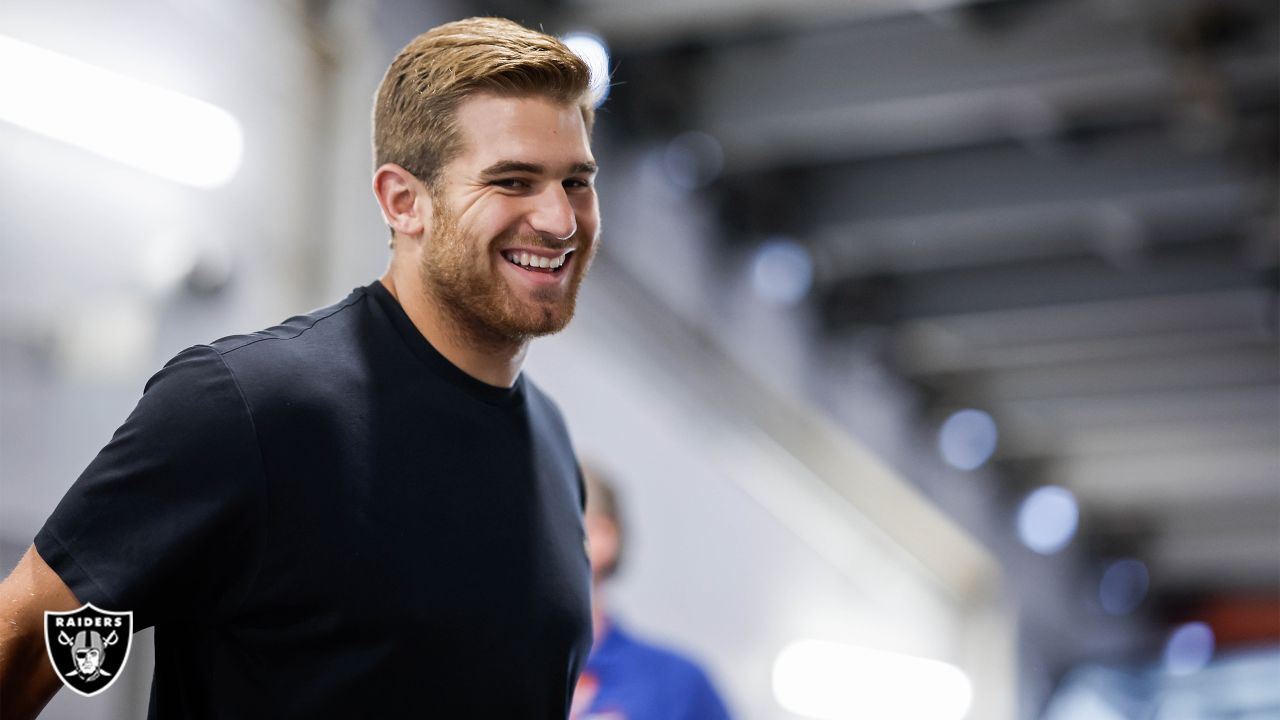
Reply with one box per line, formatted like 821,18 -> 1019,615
0,18 -> 598,719
378,88 -> 600,386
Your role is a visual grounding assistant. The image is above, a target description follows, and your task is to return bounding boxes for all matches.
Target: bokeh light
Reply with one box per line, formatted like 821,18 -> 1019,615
750,237 -> 814,306
938,408 -> 998,470
1098,558 -> 1149,615
561,32 -> 611,107
1017,485 -> 1079,555
663,131 -> 725,190
1163,622 -> 1215,676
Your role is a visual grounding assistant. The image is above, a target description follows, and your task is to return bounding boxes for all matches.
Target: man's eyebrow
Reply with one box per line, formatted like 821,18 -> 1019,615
480,160 -> 544,177
479,160 -> 599,177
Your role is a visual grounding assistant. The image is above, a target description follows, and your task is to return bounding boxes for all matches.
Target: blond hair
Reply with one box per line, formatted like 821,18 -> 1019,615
373,17 -> 594,186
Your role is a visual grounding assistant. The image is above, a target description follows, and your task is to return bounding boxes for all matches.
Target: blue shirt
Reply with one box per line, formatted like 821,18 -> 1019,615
577,619 -> 732,720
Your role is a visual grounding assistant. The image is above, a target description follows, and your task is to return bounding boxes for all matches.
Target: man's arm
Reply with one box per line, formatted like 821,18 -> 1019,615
0,545 -> 80,719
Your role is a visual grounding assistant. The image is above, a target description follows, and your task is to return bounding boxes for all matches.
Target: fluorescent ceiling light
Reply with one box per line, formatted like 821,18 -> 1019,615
774,639 -> 972,720
0,35 -> 243,188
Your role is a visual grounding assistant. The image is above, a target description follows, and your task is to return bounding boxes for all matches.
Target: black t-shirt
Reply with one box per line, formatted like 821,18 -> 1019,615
35,281 -> 593,718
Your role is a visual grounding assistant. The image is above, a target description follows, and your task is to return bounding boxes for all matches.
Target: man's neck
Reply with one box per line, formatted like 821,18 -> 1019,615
379,268 -> 528,388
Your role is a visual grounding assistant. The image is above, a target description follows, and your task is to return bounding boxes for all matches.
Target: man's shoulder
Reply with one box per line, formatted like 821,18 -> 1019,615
523,376 -> 571,424
603,624 -> 730,715
608,624 -> 708,676
206,287 -> 370,364
149,287 -> 377,415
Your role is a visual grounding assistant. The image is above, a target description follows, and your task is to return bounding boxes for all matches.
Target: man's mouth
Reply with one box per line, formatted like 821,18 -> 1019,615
501,249 -> 573,274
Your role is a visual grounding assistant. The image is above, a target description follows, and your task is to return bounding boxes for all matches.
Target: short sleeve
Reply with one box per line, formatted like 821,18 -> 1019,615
34,345 -> 264,629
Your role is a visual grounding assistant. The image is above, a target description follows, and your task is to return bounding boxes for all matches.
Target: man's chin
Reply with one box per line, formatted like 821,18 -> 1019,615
506,304 -> 575,339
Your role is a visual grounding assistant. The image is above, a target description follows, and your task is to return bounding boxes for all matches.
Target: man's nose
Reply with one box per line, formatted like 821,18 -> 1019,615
528,184 -> 576,241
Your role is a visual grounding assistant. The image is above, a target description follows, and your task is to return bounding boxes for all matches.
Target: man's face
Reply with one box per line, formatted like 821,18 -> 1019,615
76,647 -> 101,675
418,93 -> 600,342
584,511 -> 619,584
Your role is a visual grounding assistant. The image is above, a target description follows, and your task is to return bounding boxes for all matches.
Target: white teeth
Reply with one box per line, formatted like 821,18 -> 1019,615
504,250 -> 570,270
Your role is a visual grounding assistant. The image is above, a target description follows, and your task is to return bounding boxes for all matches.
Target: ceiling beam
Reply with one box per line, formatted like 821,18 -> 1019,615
1048,446 -> 1279,507
891,289 -> 1273,372
934,348 -> 1278,403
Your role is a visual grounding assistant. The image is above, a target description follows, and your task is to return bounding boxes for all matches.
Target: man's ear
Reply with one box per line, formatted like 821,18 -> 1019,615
373,163 -> 429,239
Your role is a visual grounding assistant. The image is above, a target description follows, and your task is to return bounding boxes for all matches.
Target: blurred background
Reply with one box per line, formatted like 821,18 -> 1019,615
1,0 -> 1276,718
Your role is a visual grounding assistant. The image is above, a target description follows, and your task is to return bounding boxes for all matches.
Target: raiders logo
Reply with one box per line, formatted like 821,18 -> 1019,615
44,603 -> 134,697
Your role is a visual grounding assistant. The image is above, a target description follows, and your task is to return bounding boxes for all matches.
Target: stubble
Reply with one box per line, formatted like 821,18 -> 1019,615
417,193 -> 597,351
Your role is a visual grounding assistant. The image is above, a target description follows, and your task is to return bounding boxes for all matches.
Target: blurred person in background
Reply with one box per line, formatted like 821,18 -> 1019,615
0,16 -> 600,718
572,464 -> 732,720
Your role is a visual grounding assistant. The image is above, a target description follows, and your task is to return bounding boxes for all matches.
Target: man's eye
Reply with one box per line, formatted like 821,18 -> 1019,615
492,178 -> 528,189
563,178 -> 592,190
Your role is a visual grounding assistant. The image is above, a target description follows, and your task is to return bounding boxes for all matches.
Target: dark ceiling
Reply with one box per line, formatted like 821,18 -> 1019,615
584,0 -> 1279,611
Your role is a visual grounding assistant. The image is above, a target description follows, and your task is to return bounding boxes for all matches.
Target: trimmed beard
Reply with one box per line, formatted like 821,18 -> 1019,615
417,191 -> 595,348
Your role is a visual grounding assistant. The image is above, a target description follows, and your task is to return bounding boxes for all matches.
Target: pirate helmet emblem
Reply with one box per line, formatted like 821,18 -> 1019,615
44,603 -> 134,697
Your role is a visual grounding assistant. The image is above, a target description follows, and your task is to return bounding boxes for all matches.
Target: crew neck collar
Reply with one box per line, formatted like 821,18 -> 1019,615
363,280 -> 525,407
